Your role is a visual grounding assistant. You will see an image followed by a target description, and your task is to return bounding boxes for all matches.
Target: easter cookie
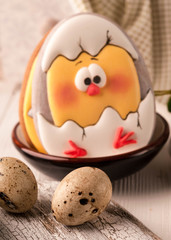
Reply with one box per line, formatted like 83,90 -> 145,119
19,32 -> 50,153
19,13 -> 155,158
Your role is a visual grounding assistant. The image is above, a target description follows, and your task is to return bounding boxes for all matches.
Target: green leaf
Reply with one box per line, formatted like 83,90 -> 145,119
167,96 -> 171,112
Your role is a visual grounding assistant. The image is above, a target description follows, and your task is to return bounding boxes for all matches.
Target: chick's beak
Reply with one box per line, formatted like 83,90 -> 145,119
86,83 -> 100,96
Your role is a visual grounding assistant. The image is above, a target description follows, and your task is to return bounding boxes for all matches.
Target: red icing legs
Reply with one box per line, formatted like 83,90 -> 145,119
113,127 -> 137,149
64,127 -> 136,158
64,140 -> 87,158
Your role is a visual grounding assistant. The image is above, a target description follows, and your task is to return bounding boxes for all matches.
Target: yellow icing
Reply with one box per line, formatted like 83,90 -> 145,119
47,45 -> 141,128
23,57 -> 46,153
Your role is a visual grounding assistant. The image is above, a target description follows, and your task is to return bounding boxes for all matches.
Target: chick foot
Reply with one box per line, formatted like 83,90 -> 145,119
113,127 -> 137,149
64,140 -> 87,158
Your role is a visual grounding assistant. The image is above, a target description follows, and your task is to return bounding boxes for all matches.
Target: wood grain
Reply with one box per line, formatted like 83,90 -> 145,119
0,0 -> 171,236
0,181 -> 160,240
0,80 -> 170,239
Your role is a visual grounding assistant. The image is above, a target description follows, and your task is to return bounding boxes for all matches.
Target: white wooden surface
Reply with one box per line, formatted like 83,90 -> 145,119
0,178 -> 161,240
0,1 -> 171,239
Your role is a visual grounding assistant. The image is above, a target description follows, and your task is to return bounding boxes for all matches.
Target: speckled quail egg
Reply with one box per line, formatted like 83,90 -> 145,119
0,157 -> 38,213
52,167 -> 112,226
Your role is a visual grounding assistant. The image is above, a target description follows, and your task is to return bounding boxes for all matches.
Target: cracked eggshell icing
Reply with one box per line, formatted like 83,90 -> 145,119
19,13 -> 156,158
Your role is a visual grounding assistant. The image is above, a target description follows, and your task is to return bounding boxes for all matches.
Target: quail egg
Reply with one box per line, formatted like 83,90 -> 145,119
52,167 -> 112,226
0,157 -> 38,213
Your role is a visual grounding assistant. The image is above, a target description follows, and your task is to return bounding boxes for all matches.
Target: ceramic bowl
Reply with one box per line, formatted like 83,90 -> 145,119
12,113 -> 169,180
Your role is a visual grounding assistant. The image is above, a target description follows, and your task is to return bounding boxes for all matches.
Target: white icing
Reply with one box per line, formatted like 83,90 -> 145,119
41,14 -> 138,72
88,63 -> 106,87
75,67 -> 91,92
27,108 -> 33,118
37,91 -> 155,158
75,63 -> 106,92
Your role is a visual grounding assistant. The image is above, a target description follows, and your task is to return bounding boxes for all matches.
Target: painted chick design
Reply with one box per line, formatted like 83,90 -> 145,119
20,13 -> 155,158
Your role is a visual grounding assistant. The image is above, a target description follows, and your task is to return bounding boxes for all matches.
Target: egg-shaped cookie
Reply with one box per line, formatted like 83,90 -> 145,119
19,13 -> 155,158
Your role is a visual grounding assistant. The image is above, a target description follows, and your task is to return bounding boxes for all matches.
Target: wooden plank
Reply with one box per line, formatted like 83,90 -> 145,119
0,81 -> 21,124
112,102 -> 171,239
0,181 -> 160,240
0,0 -> 170,238
0,82 -> 170,239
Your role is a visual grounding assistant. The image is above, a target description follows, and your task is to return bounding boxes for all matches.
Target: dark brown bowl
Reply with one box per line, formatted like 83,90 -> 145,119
12,113 -> 169,180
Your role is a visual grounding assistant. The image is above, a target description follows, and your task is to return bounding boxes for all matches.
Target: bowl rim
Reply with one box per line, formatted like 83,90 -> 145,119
12,113 -> 169,164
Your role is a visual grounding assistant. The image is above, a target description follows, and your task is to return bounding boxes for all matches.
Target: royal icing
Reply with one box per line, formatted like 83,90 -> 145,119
74,63 -> 107,93
23,57 -> 46,153
23,13 -> 156,158
41,14 -> 138,72
36,91 -> 155,158
46,45 -> 141,128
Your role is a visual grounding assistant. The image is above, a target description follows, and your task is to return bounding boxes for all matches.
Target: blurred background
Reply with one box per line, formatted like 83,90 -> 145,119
0,0 -> 171,104
0,0 -> 74,85
0,3 -> 170,239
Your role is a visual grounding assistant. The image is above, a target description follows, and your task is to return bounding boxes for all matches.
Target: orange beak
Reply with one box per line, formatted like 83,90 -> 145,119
86,83 -> 100,96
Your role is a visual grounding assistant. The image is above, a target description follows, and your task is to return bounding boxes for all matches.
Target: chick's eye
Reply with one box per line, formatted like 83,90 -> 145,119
88,63 -> 106,88
84,77 -> 91,85
75,67 -> 91,92
93,75 -> 101,84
